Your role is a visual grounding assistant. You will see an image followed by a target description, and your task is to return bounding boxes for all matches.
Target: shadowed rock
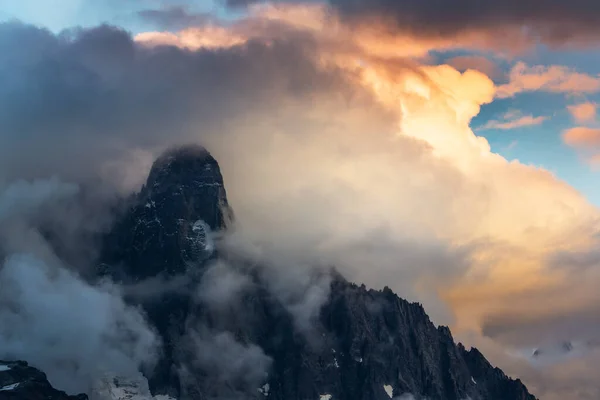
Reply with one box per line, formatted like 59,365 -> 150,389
98,145 -> 538,400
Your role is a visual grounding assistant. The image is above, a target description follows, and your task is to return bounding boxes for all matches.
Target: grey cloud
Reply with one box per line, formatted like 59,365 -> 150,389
0,253 -> 160,394
138,6 -> 211,30
549,247 -> 600,271
225,0 -> 600,47
178,327 -> 272,399
481,310 -> 600,349
0,22 -> 371,192
0,178 -> 78,224
0,178 -> 117,275
329,0 -> 600,42
196,260 -> 253,312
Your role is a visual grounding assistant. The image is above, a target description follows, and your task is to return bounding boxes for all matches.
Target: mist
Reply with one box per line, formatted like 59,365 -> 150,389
1,11 -> 600,399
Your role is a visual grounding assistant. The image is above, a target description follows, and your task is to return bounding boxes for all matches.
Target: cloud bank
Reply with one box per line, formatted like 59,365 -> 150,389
218,0 -> 600,49
1,6 -> 600,398
0,179 -> 160,393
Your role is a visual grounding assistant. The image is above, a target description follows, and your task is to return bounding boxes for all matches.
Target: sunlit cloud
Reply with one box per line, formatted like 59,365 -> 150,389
479,110 -> 548,130
563,127 -> 600,147
497,62 -> 600,98
568,102 -> 597,123
4,3 -> 600,398
563,127 -> 600,166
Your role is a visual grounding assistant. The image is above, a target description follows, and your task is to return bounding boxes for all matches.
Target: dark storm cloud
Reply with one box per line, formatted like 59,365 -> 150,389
334,0 -> 600,39
223,0 -> 600,47
0,21 -> 381,191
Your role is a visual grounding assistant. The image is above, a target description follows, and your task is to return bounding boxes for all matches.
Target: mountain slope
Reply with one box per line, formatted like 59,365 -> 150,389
0,361 -> 87,400
99,145 -> 538,400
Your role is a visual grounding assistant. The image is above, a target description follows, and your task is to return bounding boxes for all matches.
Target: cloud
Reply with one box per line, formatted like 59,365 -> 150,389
479,110 -> 548,130
0,176 -> 160,395
138,6 -> 210,30
133,4 -> 517,58
505,140 -> 519,150
178,327 -> 272,399
568,102 -> 597,123
0,178 -> 78,223
563,126 -> 600,165
497,62 -> 600,98
2,14 -> 600,399
0,254 -> 159,394
301,0 -> 600,49
563,127 -> 600,147
195,260 -> 253,319
445,55 -> 503,80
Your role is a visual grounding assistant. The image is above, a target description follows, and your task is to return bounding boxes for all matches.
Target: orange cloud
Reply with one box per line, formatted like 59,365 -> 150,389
563,127 -> 600,167
135,4 -> 532,58
568,102 -> 597,123
135,10 -> 600,397
135,26 -> 246,49
480,110 -> 547,130
563,127 -> 600,148
497,62 -> 600,98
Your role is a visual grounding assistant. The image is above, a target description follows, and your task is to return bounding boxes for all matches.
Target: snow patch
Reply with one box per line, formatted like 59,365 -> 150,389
90,373 -> 175,400
0,383 -> 20,391
0,364 -> 11,372
258,383 -> 270,396
320,395 -> 332,400
192,219 -> 215,253
471,377 -> 477,384
383,384 -> 393,398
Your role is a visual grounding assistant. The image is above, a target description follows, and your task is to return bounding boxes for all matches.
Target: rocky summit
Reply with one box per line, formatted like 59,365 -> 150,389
0,361 -> 87,400
2,145 -> 538,400
98,145 -> 537,400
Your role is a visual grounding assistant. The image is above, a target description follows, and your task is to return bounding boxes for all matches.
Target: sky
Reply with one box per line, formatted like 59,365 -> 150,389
3,1 -> 600,399
3,1 -> 600,206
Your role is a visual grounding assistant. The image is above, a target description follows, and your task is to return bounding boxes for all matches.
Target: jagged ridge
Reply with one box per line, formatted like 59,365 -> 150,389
97,145 -> 537,400
0,361 -> 87,400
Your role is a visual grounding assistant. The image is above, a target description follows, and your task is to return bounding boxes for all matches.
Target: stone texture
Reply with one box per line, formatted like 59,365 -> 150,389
98,145 -> 538,400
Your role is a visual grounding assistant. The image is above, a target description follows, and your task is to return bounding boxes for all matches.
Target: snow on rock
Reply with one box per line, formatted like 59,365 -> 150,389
320,395 -> 332,400
0,383 -> 20,391
258,383 -> 270,396
0,364 -> 11,372
471,377 -> 477,384
90,372 -> 176,400
383,384 -> 393,398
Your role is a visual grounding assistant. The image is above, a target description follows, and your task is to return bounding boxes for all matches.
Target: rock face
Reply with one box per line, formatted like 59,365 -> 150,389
100,146 -> 538,400
100,146 -> 233,396
0,361 -> 87,400
90,373 -> 175,400
101,145 -> 231,280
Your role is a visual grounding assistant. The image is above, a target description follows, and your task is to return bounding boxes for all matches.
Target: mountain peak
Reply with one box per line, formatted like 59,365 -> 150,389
101,145 -> 232,280
140,145 -> 231,231
97,149 -> 538,400
144,145 -> 221,199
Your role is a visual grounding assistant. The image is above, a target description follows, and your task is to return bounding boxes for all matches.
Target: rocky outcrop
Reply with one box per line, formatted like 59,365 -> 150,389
90,373 -> 175,400
101,145 -> 231,280
99,145 -> 538,400
0,361 -> 87,400
100,146 -> 233,396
